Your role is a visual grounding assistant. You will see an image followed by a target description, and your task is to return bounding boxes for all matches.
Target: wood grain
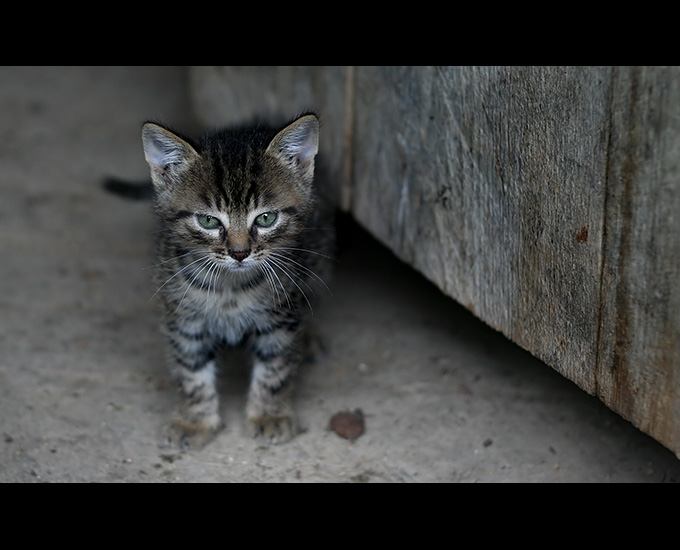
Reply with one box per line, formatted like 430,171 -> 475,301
352,67 -> 610,393
596,66 -> 680,454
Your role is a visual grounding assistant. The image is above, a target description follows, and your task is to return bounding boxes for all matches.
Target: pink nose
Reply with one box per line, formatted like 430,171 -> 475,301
229,250 -> 250,262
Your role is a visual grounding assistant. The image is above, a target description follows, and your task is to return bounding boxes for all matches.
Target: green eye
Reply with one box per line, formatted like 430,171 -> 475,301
254,211 -> 278,228
197,214 -> 221,230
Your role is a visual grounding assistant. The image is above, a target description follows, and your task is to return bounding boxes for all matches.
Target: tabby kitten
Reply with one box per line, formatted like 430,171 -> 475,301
141,113 -> 332,450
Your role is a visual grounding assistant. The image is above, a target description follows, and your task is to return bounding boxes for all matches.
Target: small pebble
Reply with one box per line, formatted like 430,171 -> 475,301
329,409 -> 365,440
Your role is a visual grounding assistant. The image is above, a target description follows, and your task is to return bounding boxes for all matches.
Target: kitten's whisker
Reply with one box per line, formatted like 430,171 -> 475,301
268,253 -> 323,299
258,264 -> 283,308
262,259 -> 293,309
266,255 -> 314,314
264,259 -> 294,309
175,257 -> 214,313
269,251 -> 332,295
212,263 -> 223,298
213,262 -> 224,296
145,250 -> 196,270
149,254 -> 211,302
203,261 -> 221,316
202,261 -> 215,300
274,246 -> 337,262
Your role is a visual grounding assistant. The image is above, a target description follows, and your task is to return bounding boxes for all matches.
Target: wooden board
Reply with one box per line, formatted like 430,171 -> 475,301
596,66 -> 680,454
352,66 -> 611,393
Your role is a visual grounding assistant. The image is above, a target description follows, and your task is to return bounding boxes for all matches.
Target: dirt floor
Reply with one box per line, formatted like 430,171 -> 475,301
1,66 -> 678,483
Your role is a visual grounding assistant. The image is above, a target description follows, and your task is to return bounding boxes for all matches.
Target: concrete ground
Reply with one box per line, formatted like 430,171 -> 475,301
1,66 -> 678,483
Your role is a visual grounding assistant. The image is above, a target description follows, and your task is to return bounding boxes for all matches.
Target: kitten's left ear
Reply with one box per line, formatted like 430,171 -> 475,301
266,114 -> 319,178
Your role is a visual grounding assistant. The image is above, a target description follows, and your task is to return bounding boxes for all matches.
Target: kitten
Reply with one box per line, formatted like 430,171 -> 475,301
136,113 -> 333,450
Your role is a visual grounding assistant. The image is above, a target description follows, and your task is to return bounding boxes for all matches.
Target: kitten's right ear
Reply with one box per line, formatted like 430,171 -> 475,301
142,123 -> 199,184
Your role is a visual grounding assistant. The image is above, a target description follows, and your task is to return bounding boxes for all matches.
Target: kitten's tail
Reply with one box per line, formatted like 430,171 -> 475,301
102,177 -> 154,200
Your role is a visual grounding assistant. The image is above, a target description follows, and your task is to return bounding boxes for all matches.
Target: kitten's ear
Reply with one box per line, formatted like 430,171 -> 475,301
142,122 -> 199,184
266,114 -> 319,178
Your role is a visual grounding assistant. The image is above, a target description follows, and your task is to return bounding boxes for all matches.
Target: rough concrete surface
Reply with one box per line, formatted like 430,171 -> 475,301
1,66 -> 678,483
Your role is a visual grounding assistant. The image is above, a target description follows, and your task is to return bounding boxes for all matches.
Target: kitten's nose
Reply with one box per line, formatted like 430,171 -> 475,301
229,249 -> 250,262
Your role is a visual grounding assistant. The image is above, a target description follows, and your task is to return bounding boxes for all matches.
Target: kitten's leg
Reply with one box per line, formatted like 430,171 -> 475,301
244,326 -> 301,445
163,326 -> 223,450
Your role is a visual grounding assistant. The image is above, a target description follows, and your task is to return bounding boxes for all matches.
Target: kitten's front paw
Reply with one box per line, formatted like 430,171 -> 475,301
244,415 -> 296,446
162,416 -> 223,451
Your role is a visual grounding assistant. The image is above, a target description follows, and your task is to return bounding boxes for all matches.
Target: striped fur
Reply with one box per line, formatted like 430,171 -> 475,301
142,114 -> 333,450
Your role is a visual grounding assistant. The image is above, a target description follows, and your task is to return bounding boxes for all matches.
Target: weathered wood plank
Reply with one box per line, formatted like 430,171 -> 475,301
597,66 -> 680,455
351,66 -> 611,393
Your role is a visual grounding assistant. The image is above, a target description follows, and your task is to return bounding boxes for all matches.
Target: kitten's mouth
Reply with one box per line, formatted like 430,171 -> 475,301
223,257 -> 257,272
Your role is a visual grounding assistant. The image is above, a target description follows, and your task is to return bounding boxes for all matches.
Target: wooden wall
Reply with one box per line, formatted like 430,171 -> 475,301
189,66 -> 680,458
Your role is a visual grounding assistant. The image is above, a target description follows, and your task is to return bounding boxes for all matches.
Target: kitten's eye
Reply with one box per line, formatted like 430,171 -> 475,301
254,211 -> 278,228
197,214 -> 221,230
